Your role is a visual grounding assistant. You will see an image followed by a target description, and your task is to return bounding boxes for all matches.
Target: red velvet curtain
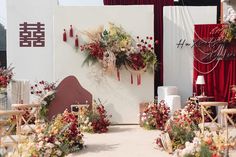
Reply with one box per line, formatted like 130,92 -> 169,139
194,24 -> 236,102
104,0 -> 174,95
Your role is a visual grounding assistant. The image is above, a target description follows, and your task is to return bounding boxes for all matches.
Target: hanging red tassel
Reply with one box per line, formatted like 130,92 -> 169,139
139,74 -> 142,85
137,74 -> 141,85
63,29 -> 67,42
69,25 -> 73,37
137,75 -> 139,85
117,70 -> 120,81
75,35 -> 79,48
131,74 -> 133,84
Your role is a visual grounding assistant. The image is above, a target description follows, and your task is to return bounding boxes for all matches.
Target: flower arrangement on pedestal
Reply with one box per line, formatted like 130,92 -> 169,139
140,100 -> 170,130
0,65 -> 14,92
30,80 -> 56,120
78,99 -> 111,133
80,23 -> 158,85
17,110 -> 84,157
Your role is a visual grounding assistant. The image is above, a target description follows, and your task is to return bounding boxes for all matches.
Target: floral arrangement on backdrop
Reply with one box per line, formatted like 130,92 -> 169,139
217,22 -> 236,42
219,7 -> 236,42
30,80 -> 56,120
0,65 -> 14,92
140,100 -> 170,130
78,99 -> 111,133
16,110 -> 84,157
79,23 -> 158,84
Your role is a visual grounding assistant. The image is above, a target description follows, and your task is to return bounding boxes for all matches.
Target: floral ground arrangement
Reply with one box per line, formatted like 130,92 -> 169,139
6,99 -> 111,157
30,80 -> 56,120
0,65 -> 13,92
140,100 -> 170,130
12,110 -> 84,157
155,101 -> 236,157
77,99 -> 111,133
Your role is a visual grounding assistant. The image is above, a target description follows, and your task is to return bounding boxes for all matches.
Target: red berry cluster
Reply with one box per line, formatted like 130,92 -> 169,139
80,42 -> 104,60
136,36 -> 158,53
91,105 -> 111,133
30,80 -> 56,97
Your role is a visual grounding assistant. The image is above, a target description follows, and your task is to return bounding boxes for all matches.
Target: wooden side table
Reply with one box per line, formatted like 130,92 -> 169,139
196,96 -> 215,102
199,101 -> 228,133
190,96 -> 215,102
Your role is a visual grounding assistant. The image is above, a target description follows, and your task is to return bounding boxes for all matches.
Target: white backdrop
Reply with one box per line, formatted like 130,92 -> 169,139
163,6 -> 217,105
54,6 -> 154,124
7,0 -> 56,82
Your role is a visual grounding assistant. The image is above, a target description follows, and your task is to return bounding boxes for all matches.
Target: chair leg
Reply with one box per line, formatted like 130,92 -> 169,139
201,106 -> 205,135
224,113 -> 228,144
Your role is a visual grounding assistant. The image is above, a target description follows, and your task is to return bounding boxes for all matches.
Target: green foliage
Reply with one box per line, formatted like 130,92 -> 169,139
141,51 -> 157,70
170,123 -> 195,150
82,53 -> 98,67
142,122 -> 156,130
224,22 -> 236,42
115,53 -> 128,69
199,144 -> 212,157
39,92 -> 56,120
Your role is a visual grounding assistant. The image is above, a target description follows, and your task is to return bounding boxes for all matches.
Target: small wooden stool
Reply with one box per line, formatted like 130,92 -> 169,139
199,101 -> 228,133
71,104 -> 89,116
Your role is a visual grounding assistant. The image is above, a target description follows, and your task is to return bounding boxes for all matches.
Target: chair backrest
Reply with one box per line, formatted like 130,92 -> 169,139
0,110 -> 24,148
10,80 -> 30,104
11,104 -> 40,134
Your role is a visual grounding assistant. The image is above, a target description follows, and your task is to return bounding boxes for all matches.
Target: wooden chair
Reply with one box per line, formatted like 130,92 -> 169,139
11,103 -> 40,134
199,101 -> 228,133
221,109 -> 236,143
0,110 -> 24,153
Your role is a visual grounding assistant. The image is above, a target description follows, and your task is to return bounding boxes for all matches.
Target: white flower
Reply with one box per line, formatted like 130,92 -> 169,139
45,148 -> 52,156
141,116 -> 146,122
82,126 -> 88,130
185,141 -> 190,147
46,143 -> 55,148
56,150 -> 62,156
84,118 -> 89,124
41,100 -> 47,106
55,141 -> 61,145
38,141 -> 44,148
